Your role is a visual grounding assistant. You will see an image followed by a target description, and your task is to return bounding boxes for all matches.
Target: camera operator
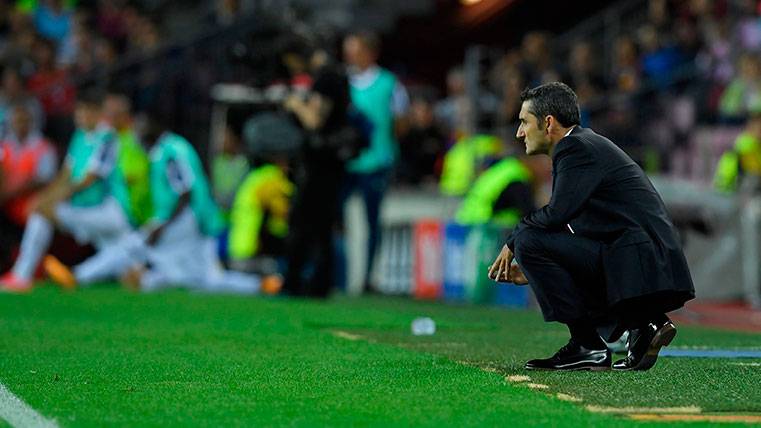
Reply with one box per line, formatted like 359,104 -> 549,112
281,40 -> 356,297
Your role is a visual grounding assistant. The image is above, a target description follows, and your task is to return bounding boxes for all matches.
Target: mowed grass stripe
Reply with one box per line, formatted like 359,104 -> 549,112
0,287 -> 629,427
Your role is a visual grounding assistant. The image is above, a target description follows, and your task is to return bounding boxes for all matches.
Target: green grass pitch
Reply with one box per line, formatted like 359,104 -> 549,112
0,285 -> 759,427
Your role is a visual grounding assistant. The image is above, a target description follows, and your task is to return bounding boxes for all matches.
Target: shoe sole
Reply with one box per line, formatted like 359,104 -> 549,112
43,257 -> 77,290
526,363 -> 612,372
628,323 -> 677,371
526,366 -> 611,372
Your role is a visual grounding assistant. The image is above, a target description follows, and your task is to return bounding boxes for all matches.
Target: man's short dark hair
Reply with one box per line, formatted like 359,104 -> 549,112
520,82 -> 580,128
349,31 -> 381,54
77,86 -> 104,107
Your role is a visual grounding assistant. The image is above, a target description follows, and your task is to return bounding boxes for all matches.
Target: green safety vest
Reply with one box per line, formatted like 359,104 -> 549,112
117,129 -> 151,225
455,157 -> 532,227
212,153 -> 250,218
714,132 -> 761,193
149,132 -> 223,236
228,164 -> 292,261
440,134 -> 503,196
347,68 -> 398,173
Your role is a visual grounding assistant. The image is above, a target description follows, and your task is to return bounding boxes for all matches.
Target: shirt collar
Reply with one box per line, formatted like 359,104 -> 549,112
563,126 -> 576,138
349,65 -> 380,89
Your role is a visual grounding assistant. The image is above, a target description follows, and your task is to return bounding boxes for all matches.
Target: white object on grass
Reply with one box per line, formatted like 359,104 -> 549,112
411,317 -> 436,336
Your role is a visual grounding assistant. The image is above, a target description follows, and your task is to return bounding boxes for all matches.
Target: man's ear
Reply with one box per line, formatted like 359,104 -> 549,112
544,115 -> 553,133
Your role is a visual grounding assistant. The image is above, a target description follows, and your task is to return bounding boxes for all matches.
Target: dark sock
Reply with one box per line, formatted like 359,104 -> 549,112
651,313 -> 670,327
623,313 -> 670,330
568,321 -> 606,350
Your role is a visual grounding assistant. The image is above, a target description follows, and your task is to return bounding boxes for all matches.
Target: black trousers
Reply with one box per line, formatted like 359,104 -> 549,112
512,228 -> 607,324
513,228 -> 668,340
0,211 -> 22,273
283,163 -> 343,298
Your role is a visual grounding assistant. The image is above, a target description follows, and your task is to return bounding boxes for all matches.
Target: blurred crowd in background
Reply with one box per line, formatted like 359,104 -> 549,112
2,0 -> 761,298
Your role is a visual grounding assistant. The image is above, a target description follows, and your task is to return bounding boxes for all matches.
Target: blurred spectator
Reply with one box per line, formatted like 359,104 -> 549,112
565,40 -> 605,125
227,161 -> 291,274
102,92 -> 151,226
341,30 -> 409,294
735,0 -> 761,52
519,31 -> 560,87
696,17 -> 734,113
282,43 -> 356,298
91,37 -> 119,80
129,18 -> 165,112
0,104 -> 58,224
32,0 -> 73,43
210,0 -> 247,27
58,19 -> 95,74
440,134 -> 503,197
435,67 -> 473,137
638,24 -> 684,89
44,116 -> 263,294
719,53 -> 761,122
128,16 -> 161,56
0,90 -> 132,292
0,103 -> 57,225
397,96 -> 446,185
212,124 -> 250,216
95,0 -> 129,43
491,53 -> 526,135
0,12 -> 38,77
454,155 -> 535,228
714,109 -> 761,192
0,67 -> 45,138
27,38 -> 75,117
648,0 -> 672,35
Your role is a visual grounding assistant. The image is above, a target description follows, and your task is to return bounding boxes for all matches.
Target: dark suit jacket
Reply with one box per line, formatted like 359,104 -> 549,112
506,126 -> 695,314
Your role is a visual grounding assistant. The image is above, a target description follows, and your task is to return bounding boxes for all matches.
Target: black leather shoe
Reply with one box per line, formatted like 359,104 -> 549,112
612,321 -> 677,371
525,340 -> 611,371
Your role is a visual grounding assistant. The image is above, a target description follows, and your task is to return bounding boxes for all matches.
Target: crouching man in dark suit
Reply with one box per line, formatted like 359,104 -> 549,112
489,82 -> 694,371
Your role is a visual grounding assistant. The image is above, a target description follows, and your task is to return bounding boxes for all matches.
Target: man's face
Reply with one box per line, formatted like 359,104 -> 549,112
10,107 -> 32,137
516,101 -> 550,155
103,97 -> 131,130
74,103 -> 100,131
343,37 -> 375,71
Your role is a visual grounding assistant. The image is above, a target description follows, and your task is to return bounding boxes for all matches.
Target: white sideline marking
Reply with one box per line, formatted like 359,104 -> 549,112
0,382 -> 58,428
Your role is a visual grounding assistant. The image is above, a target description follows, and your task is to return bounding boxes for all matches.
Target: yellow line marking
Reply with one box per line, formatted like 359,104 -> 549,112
506,375 -> 531,383
630,414 -> 761,423
586,405 -> 701,414
331,330 -> 364,341
556,393 -> 582,402
526,383 -> 549,390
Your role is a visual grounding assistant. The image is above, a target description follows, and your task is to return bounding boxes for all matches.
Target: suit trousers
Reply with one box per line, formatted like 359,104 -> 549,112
512,228 -> 607,324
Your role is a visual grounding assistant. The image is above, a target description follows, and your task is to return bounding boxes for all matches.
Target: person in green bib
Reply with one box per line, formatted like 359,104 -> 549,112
102,93 -> 151,226
0,89 -> 132,292
55,115 -> 261,294
455,155 -> 536,228
227,162 -> 292,273
714,110 -> 761,193
341,31 -> 409,294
